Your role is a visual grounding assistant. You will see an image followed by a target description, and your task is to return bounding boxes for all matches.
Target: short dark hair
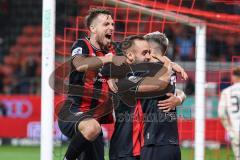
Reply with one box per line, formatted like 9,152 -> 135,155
85,8 -> 112,29
144,32 -> 169,55
233,67 -> 240,77
121,35 -> 145,54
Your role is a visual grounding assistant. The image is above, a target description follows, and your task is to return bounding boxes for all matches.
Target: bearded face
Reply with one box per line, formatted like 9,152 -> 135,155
126,40 -> 151,64
93,14 -> 114,50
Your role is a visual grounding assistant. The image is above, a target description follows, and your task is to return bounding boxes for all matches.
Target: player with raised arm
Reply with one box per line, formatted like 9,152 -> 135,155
138,32 -> 186,160
218,67 -> 240,160
107,35 -> 172,160
57,8 -> 125,160
55,8 -> 183,160
106,34 -> 187,160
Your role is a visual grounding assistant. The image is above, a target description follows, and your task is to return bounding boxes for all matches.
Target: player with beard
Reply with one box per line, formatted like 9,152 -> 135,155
108,32 -> 186,160
58,8 -> 125,160
56,8 -> 183,160
105,34 -> 187,160
107,35 -> 170,160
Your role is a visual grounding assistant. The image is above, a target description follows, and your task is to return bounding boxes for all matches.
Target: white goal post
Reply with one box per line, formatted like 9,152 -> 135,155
41,0 -> 55,160
94,0 -> 207,160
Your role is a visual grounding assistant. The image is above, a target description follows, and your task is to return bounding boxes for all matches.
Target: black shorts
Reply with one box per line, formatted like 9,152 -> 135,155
77,133 -> 105,160
58,109 -> 91,138
58,118 -> 104,160
58,118 -> 79,138
140,145 -> 181,160
110,156 -> 140,160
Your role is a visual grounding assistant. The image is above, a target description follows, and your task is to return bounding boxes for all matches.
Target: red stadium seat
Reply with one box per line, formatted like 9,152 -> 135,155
22,26 -> 35,36
16,35 -> 29,46
35,26 -> 42,36
30,37 -> 41,46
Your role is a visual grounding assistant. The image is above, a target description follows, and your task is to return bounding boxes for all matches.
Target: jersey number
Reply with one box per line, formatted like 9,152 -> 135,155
231,95 -> 240,113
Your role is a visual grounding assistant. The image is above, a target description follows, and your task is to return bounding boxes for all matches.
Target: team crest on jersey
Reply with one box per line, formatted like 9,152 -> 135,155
72,47 -> 82,56
128,75 -> 142,83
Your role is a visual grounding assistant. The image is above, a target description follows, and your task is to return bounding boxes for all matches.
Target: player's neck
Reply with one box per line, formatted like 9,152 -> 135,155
89,36 -> 101,50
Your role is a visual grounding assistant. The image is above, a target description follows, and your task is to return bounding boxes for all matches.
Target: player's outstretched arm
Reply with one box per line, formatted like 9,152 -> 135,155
110,62 -> 175,107
107,62 -> 174,98
72,54 -> 126,72
136,59 -> 173,94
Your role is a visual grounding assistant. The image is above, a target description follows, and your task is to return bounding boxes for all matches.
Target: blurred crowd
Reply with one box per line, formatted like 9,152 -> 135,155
0,0 -> 239,94
0,51 -> 41,94
163,25 -> 240,62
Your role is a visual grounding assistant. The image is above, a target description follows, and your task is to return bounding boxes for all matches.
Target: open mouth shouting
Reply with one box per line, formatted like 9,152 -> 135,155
105,33 -> 112,42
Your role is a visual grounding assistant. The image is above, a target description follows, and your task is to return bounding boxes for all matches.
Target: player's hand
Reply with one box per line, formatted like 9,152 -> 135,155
151,54 -> 167,63
107,79 -> 118,93
171,63 -> 188,80
157,93 -> 182,112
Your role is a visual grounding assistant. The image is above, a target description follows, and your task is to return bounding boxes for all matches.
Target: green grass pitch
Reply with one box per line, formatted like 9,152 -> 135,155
0,145 -> 235,160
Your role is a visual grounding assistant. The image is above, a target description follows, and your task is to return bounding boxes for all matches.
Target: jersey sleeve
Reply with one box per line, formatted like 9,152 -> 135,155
117,77 -> 142,93
116,62 -> 165,92
71,39 -> 89,57
117,62 -> 175,98
100,63 -> 131,78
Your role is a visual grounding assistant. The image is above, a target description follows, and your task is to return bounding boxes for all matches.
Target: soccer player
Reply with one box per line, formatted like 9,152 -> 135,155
110,35 -> 149,159
218,67 -> 240,160
139,32 -> 186,160
57,8 -> 125,160
107,34 -> 187,160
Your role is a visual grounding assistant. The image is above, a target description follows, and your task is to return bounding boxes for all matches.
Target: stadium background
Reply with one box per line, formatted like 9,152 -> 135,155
0,0 -> 240,159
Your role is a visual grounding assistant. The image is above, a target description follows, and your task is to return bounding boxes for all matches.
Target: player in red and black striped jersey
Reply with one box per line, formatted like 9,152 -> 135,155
57,8 -> 126,160
106,35 -> 180,160
107,33 -> 187,160
139,32 -> 186,160
88,34 -> 168,160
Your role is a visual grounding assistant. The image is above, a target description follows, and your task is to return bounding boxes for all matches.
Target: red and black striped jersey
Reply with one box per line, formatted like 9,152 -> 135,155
68,37 -> 121,124
109,62 -> 169,159
109,100 -> 143,159
109,63 -> 176,158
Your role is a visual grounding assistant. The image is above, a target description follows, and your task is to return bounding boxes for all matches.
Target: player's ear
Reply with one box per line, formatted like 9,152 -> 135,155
126,51 -> 135,63
90,24 -> 96,33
